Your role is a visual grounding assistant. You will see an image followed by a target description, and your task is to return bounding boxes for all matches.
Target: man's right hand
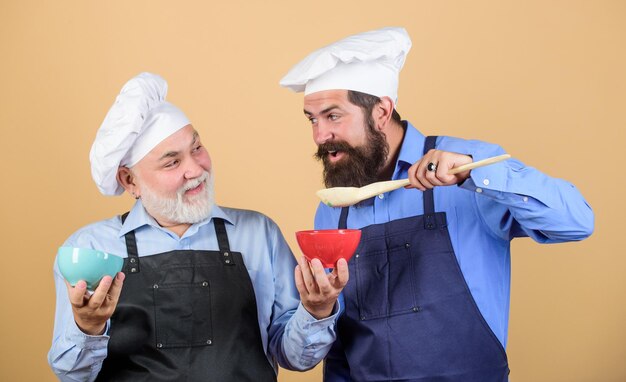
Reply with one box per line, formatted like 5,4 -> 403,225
66,272 -> 125,335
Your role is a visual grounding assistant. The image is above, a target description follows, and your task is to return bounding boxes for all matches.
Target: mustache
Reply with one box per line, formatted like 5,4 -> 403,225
314,141 -> 356,160
179,171 -> 209,193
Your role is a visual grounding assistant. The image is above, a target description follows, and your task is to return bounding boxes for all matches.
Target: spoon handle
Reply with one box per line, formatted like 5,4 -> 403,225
361,154 -> 511,198
447,154 -> 511,175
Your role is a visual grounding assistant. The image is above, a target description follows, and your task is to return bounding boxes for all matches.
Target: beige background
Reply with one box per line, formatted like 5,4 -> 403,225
1,0 -> 624,381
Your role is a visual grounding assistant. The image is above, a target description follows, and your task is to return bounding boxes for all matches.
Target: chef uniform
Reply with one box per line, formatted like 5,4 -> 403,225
279,27 -> 592,381
49,72 -> 340,381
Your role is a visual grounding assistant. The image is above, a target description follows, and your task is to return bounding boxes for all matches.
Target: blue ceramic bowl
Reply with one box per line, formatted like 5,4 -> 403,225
57,247 -> 124,290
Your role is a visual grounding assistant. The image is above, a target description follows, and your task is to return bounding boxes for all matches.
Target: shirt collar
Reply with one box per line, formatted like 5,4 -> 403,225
118,200 -> 235,238
394,121 -> 426,178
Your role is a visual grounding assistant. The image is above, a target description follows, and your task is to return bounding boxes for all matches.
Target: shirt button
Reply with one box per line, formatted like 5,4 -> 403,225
476,188 -> 483,193
523,196 -> 529,202
378,194 -> 384,199
483,179 -> 490,186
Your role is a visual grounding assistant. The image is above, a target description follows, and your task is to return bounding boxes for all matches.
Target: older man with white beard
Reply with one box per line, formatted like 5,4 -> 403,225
48,73 -> 348,382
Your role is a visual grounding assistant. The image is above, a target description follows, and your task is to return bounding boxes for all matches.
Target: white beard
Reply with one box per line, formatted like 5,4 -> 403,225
140,171 -> 215,224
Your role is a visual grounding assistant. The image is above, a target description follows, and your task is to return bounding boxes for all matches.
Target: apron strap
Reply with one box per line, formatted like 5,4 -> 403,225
423,136 -> 438,229
120,214 -> 235,269
338,206 -> 349,230
213,218 -> 235,266
120,212 -> 141,274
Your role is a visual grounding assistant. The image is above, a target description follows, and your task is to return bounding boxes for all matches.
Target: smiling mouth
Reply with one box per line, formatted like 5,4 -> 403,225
185,181 -> 205,195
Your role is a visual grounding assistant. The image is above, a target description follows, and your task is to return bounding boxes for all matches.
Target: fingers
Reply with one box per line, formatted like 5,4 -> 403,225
88,275 -> 114,308
294,264 -> 307,296
332,258 -> 350,288
309,258 -> 331,293
79,273 -> 126,310
67,280 -> 89,308
296,256 -> 349,320
65,274 -> 125,335
408,150 -> 472,190
408,158 -> 432,191
420,149 -> 446,188
107,272 -> 126,304
296,255 -> 317,295
416,158 -> 438,189
296,256 -> 349,297
425,156 -> 447,187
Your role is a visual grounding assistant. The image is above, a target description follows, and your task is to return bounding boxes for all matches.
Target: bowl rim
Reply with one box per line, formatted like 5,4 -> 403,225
296,229 -> 361,235
57,246 -> 124,259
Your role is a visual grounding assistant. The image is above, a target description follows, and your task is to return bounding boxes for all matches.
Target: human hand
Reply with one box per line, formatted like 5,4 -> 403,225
406,149 -> 473,191
295,256 -> 349,320
66,272 -> 125,335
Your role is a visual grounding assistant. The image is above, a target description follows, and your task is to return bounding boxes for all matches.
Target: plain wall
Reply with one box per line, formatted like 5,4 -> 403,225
1,1 -> 624,381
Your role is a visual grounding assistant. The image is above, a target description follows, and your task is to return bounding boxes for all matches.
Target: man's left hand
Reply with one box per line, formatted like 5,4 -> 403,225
295,256 -> 349,320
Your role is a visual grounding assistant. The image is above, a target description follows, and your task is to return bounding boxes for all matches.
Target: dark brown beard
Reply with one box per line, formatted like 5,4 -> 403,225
315,122 -> 389,188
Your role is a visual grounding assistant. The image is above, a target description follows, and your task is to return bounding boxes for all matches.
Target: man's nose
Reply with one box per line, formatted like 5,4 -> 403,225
313,122 -> 334,145
184,158 -> 204,179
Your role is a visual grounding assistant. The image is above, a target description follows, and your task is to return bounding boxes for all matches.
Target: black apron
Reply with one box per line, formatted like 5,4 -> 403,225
96,216 -> 277,382
324,136 -> 509,381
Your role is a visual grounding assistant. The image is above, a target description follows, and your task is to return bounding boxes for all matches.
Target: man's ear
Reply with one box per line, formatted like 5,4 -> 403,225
116,166 -> 139,198
373,96 -> 395,131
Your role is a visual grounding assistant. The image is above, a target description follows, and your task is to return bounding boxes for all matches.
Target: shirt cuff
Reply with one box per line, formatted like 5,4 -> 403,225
65,320 -> 110,351
283,302 -> 340,370
293,301 -> 340,331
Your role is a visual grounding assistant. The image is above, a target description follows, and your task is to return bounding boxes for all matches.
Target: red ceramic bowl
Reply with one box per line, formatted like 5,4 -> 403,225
295,229 -> 361,268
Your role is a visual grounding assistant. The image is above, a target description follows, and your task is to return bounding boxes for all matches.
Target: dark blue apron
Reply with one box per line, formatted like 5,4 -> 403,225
324,136 -> 509,381
96,216 -> 277,382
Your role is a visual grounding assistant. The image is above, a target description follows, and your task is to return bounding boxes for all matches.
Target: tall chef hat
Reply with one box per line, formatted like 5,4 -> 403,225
89,72 -> 190,195
279,27 -> 412,105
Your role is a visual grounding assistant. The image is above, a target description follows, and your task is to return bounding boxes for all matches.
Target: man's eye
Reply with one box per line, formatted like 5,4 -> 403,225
192,145 -> 202,153
329,114 -> 339,121
165,160 -> 179,168
309,117 -> 317,125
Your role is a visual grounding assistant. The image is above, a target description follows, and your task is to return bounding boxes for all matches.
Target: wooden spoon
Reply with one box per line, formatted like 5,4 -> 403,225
316,154 -> 511,207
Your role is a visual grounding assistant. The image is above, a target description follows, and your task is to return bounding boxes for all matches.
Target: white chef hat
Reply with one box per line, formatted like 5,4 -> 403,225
280,27 -> 412,105
89,72 -> 190,196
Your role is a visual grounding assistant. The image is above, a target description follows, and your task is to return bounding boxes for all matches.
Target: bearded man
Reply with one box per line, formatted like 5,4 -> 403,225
48,72 -> 348,382
281,27 -> 594,381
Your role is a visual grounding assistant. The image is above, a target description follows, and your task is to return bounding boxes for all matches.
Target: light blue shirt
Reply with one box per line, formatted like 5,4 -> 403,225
49,202 -> 338,381
315,122 -> 594,348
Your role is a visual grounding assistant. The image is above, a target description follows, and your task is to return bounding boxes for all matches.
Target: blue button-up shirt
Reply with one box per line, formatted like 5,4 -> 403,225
315,122 -> 594,348
49,202 -> 338,381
